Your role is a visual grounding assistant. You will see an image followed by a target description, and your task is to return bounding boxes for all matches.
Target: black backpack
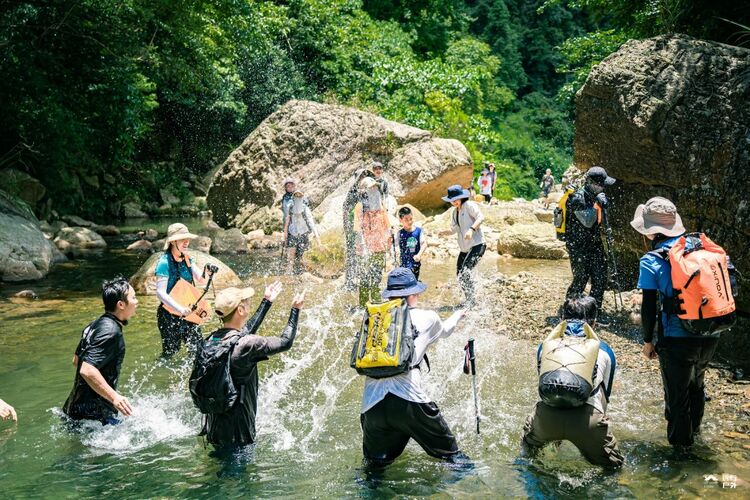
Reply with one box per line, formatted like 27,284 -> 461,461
189,332 -> 242,414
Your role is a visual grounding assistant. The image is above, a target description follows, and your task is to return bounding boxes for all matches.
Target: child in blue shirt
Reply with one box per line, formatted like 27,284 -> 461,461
397,207 -> 427,280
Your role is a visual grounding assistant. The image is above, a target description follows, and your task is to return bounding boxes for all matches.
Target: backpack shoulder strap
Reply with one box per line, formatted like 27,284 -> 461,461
648,248 -> 669,261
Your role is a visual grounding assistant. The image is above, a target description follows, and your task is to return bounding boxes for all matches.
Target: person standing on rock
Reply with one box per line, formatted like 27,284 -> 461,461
283,190 -> 320,275
521,295 -> 623,468
563,166 -> 615,310
540,169 -> 555,197
443,185 -> 486,307
372,161 -> 389,198
343,169 -> 375,291
155,223 -> 212,357
356,176 -> 392,307
63,277 -> 138,425
630,197 -> 730,447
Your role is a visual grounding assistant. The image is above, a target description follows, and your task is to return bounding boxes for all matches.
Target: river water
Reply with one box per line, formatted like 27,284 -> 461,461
0,231 -> 747,498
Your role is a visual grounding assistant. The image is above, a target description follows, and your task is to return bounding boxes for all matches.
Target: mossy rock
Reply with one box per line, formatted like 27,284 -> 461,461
302,230 -> 344,279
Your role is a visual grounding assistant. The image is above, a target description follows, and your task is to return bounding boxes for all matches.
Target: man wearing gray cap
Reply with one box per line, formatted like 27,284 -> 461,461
563,166 -> 615,309
631,197 -> 723,447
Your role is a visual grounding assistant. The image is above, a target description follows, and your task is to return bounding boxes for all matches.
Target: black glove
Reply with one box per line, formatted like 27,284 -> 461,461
596,192 -> 608,208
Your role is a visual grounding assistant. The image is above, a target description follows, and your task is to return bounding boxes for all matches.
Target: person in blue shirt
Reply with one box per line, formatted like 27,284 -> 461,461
397,206 -> 426,280
631,196 -> 718,447
521,295 -> 622,467
154,223 -> 212,357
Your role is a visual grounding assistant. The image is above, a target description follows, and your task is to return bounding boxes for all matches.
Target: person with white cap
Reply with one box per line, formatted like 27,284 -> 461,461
198,281 -> 304,451
630,197 -> 719,447
356,175 -> 392,307
564,166 -> 616,309
443,184 -> 485,306
283,189 -> 320,275
154,222 -> 212,357
280,177 -> 299,238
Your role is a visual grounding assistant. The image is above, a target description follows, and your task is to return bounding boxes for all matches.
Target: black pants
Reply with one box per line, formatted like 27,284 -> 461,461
483,194 -> 491,203
157,305 -> 202,357
457,243 -> 486,303
361,393 -> 462,465
656,336 -> 719,446
566,244 -> 607,307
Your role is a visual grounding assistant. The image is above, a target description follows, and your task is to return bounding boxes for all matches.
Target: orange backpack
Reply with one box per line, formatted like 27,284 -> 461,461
653,233 -> 738,335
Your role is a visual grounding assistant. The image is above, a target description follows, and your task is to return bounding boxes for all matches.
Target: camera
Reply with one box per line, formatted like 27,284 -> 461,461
204,263 -> 219,275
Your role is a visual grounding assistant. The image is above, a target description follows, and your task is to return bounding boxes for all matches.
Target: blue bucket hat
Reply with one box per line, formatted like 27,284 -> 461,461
441,184 -> 470,203
381,267 -> 427,299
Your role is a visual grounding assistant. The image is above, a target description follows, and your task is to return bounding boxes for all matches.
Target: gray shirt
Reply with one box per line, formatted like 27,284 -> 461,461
450,200 -> 485,252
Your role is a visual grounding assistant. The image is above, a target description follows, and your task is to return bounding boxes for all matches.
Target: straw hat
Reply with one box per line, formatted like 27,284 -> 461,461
214,287 -> 255,318
630,197 -> 686,237
163,223 -> 199,250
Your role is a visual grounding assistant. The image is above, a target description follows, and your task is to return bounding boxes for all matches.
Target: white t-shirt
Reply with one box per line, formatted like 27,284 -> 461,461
450,200 -> 485,252
360,307 -> 463,413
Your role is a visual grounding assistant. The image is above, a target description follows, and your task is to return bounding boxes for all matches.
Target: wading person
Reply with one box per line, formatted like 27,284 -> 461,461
280,177 -> 297,234
478,169 -> 493,203
443,185 -> 485,307
283,190 -> 320,275
155,223 -> 211,357
631,197 -> 737,447
356,267 -> 468,467
564,166 -> 615,310
521,295 -> 623,467
191,282 -> 304,452
343,169 -> 374,291
398,206 -> 426,280
63,277 -> 138,425
356,176 -> 392,308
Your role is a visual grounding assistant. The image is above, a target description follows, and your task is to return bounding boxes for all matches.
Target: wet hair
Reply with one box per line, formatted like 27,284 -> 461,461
561,295 -> 598,323
102,276 -> 131,312
398,206 -> 412,219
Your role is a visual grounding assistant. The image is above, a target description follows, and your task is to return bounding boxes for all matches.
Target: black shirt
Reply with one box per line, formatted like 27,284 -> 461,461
565,187 -> 603,250
63,313 -> 126,422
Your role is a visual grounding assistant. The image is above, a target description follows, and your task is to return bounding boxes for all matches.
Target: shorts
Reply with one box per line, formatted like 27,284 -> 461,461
285,233 -> 310,252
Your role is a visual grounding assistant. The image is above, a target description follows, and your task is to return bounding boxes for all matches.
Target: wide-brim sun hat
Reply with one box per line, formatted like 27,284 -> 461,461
282,177 -> 296,187
630,196 -> 686,237
442,184 -> 471,203
381,267 -> 427,299
163,223 -> 199,250
214,287 -> 255,318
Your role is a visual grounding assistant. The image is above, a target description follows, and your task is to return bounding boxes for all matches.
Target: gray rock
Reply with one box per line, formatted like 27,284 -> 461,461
123,202 -> 148,218
14,290 -> 38,299
207,100 -> 473,233
496,224 -> 568,260
211,228 -> 248,254
62,215 -> 95,227
575,34 -> 750,312
0,169 -> 46,208
126,239 -> 153,252
0,189 -> 56,281
54,227 -> 107,258
92,224 -> 120,236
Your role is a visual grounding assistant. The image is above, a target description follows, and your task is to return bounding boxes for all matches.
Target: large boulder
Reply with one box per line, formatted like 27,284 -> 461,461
129,250 -> 243,295
0,189 -> 57,281
574,34 -> 750,368
0,169 -> 46,209
575,34 -> 750,308
54,227 -> 107,258
496,224 -> 568,259
211,228 -> 248,254
207,100 -> 472,233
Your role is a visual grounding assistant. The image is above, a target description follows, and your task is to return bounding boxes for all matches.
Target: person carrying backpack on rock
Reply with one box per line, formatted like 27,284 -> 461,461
190,281 -> 304,452
352,267 -> 469,467
563,166 -> 615,310
630,197 -> 738,447
283,189 -> 320,275
520,295 -> 623,468
443,185 -> 486,307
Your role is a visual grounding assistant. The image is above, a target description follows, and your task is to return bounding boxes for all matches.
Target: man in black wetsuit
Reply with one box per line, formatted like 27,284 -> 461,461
63,277 -> 138,424
200,281 -> 304,450
564,166 -> 615,309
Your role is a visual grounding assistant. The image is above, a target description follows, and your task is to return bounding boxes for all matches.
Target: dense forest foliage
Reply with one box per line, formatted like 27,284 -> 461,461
1,0 -> 747,218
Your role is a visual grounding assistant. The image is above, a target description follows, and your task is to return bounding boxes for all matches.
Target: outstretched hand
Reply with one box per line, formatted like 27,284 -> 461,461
292,289 -> 306,309
0,398 -> 17,422
265,280 -> 283,302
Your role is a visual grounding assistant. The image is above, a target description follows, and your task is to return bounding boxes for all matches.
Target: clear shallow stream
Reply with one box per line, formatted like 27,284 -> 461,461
0,235 -> 747,498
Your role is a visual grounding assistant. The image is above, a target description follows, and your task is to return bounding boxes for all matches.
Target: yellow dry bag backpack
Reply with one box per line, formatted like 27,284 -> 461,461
538,321 -> 600,408
350,299 -> 419,378
553,187 -> 575,241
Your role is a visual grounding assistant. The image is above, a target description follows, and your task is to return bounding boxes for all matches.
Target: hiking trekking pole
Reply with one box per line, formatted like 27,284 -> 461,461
601,208 -> 625,311
464,338 -> 480,434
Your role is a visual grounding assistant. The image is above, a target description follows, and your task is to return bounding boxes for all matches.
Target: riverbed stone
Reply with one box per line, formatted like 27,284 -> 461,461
129,249 -> 242,295
126,239 -> 153,252
123,202 -> 148,218
0,189 -> 57,281
207,99 -> 472,233
211,228 -> 248,254
62,215 -> 95,227
54,227 -> 107,258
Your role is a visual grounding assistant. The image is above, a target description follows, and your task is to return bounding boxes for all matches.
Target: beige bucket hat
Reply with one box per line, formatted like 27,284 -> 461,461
163,223 -> 199,250
630,196 -> 686,237
213,287 -> 255,318
359,176 -> 377,191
